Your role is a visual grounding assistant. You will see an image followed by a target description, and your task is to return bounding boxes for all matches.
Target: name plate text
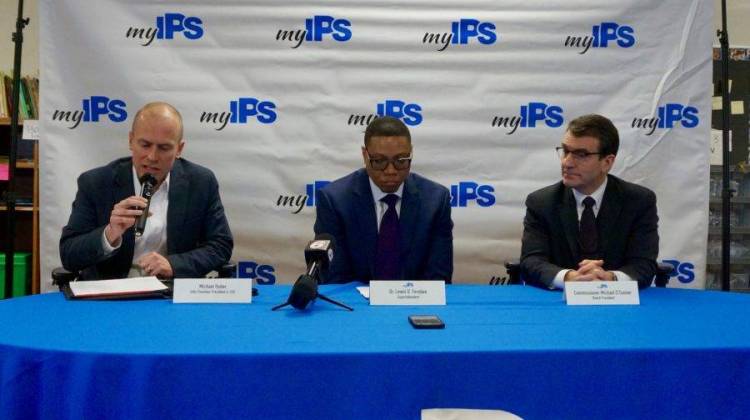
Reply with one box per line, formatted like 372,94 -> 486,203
565,281 -> 640,305
173,278 -> 253,304
370,280 -> 446,306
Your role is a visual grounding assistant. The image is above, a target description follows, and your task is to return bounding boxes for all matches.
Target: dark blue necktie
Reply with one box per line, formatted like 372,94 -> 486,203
579,196 -> 598,259
374,194 -> 401,280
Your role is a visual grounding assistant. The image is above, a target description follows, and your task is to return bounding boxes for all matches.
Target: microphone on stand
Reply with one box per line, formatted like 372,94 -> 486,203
304,233 -> 335,279
134,173 -> 157,237
272,234 -> 352,311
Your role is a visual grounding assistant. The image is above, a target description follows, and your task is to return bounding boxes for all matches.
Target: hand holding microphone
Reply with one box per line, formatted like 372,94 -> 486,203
104,174 -> 157,246
134,174 -> 157,237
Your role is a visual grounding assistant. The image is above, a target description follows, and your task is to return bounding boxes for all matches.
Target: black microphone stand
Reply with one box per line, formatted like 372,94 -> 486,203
272,261 -> 353,311
304,261 -> 353,311
269,287 -> 352,311
315,292 -> 354,311
4,0 -> 29,299
718,0 -> 730,291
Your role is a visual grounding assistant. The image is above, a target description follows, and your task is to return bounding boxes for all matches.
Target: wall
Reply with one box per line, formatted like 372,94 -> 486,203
0,0 -> 39,76
1,0 -> 748,75
713,0 -> 750,45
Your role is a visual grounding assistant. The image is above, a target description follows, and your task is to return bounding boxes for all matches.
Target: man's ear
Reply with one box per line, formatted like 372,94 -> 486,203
176,140 -> 186,158
361,146 -> 369,167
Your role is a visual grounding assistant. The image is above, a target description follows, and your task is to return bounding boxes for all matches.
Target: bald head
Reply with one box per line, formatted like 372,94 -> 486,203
132,102 -> 184,143
128,102 -> 186,184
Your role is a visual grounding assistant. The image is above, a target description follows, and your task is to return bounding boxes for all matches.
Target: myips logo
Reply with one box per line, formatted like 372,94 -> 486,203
279,180 -> 495,211
277,180 -> 331,214
632,104 -> 699,135
348,100 -> 423,127
276,15 -> 352,48
565,22 -> 635,54
200,97 -> 277,130
450,182 -> 495,207
661,259 -> 695,284
51,96 -> 128,129
491,102 -> 564,134
238,261 -> 276,285
423,18 -> 497,51
126,13 -> 204,46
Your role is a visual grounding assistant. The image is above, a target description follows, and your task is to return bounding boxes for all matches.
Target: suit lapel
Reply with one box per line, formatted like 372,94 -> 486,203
597,176 -> 623,255
113,159 -> 136,268
558,186 -> 580,263
399,175 -> 419,275
167,159 -> 189,254
113,159 -> 136,201
353,170 -> 378,278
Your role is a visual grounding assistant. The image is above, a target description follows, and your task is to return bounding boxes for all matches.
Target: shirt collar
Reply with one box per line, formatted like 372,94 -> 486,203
572,176 -> 607,209
132,166 -> 170,195
369,177 -> 404,203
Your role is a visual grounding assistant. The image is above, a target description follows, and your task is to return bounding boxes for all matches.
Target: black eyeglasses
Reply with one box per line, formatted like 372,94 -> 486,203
555,146 -> 602,161
366,149 -> 412,171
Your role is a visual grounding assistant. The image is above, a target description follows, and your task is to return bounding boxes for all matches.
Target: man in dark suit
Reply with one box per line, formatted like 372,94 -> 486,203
521,114 -> 658,289
314,116 -> 453,283
60,102 -> 233,279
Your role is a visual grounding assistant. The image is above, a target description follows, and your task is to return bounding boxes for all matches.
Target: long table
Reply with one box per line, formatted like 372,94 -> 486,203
1,284 -> 749,419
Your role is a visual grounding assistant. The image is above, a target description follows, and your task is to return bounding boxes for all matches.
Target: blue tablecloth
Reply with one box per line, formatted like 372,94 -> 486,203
1,284 -> 749,419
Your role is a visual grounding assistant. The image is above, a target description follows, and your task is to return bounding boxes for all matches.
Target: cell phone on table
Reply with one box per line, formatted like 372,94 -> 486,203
408,315 -> 445,329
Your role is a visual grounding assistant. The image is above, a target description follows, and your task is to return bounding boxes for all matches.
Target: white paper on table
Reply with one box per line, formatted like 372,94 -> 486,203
356,286 -> 370,299
68,276 -> 167,297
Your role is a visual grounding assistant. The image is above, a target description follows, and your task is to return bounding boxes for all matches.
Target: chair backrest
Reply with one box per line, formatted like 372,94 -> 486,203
654,262 -> 674,288
503,261 -> 522,285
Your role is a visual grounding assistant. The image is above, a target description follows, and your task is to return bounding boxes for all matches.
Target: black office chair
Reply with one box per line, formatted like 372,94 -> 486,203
52,263 -> 238,291
653,262 -> 674,288
486,262 -> 522,285
501,261 -> 674,287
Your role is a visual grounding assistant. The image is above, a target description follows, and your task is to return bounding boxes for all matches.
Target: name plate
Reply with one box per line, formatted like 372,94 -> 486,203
369,280 -> 446,306
173,278 -> 253,304
564,281 -> 640,306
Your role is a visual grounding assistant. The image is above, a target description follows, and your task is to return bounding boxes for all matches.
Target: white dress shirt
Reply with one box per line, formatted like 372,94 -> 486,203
101,166 -> 170,277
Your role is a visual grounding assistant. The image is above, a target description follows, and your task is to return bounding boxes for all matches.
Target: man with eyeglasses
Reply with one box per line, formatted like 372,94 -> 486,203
520,114 -> 658,289
314,116 -> 453,283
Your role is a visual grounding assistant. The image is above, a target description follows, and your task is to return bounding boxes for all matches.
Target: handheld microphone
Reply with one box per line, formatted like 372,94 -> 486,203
272,234 -> 352,311
134,174 -> 157,237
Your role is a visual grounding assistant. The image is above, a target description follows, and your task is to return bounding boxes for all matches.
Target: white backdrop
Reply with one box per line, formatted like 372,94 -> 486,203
39,0 -> 712,291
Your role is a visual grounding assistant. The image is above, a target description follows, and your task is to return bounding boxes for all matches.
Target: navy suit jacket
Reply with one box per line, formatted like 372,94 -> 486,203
520,175 -> 659,289
314,168 -> 453,283
59,157 -> 233,279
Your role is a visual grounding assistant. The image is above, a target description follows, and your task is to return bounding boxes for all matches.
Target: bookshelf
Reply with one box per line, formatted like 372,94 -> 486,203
0,119 -> 39,295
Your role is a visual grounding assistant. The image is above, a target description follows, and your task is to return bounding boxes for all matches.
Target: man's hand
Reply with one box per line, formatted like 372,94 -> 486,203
104,196 -> 148,246
564,259 -> 616,282
137,252 -> 174,279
